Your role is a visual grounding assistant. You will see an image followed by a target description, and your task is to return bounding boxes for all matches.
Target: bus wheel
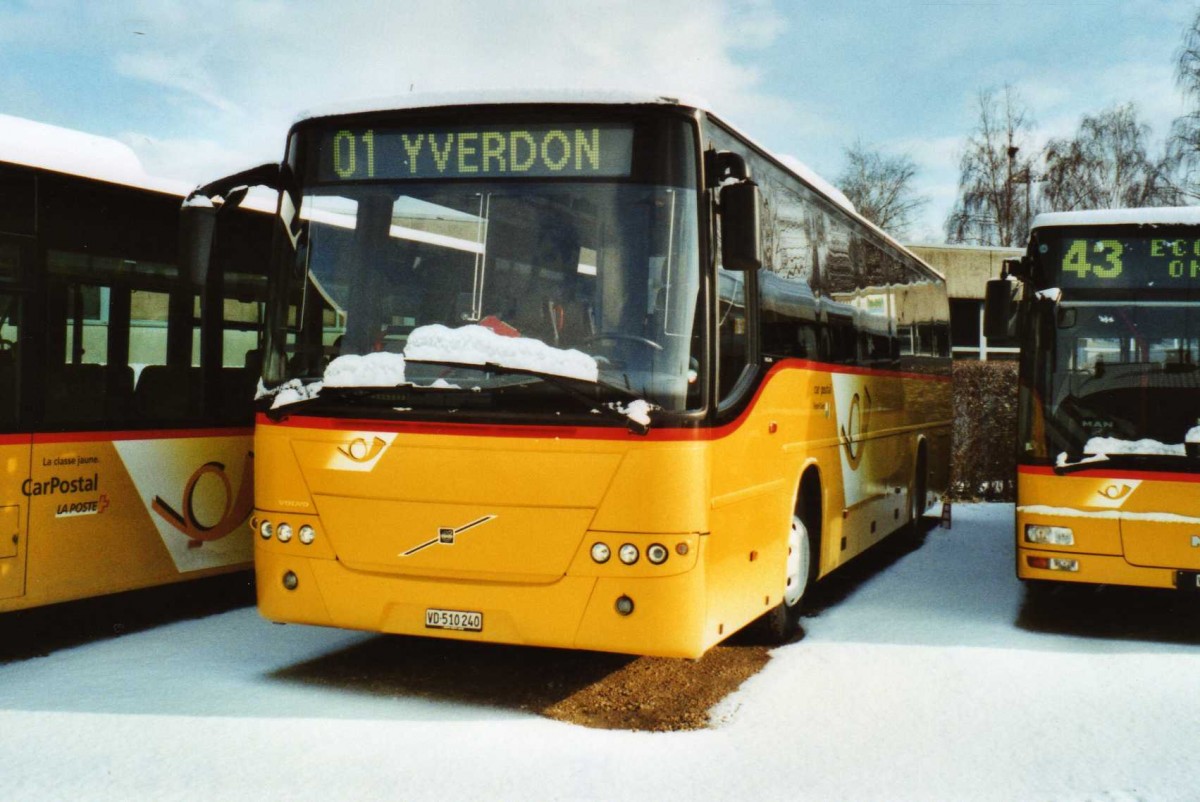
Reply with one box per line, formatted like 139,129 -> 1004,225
762,514 -> 811,643
905,451 -> 928,547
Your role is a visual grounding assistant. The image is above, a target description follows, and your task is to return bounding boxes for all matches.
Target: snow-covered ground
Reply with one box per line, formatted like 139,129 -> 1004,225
3,504 -> 1200,801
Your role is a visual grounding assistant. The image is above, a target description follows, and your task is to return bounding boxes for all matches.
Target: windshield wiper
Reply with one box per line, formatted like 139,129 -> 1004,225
263,383 -> 389,421
405,359 -> 651,434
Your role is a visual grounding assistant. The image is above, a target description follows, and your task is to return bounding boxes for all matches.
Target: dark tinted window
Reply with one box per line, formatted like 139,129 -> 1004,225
0,166 -> 35,238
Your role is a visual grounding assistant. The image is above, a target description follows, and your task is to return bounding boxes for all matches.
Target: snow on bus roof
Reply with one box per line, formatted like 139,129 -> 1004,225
295,89 -> 710,122
0,114 -> 192,196
297,90 -> 939,281
1032,207 -> 1200,230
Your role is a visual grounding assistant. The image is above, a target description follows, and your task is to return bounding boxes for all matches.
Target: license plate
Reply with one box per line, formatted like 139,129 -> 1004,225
425,608 -> 483,632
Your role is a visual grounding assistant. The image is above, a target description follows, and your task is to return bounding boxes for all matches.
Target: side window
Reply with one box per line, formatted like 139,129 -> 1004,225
821,218 -> 857,365
760,182 -> 818,360
0,167 -> 35,238
0,292 -> 20,428
860,243 -> 897,368
716,267 -> 748,399
707,125 -> 755,403
216,273 -> 266,424
44,252 -> 199,427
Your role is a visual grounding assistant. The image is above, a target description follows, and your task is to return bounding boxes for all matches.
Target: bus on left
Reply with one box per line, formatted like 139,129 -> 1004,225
0,114 -> 268,613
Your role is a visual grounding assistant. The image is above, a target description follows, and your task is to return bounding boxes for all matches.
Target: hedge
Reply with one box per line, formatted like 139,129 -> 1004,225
951,360 -> 1018,501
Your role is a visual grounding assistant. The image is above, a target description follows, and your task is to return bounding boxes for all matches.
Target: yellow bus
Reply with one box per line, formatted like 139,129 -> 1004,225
988,208 -> 1200,592
0,114 -> 266,613
188,92 -> 952,657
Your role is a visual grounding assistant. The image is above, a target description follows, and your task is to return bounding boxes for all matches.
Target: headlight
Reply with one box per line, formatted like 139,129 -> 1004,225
1025,524 -> 1074,546
259,520 -> 273,540
618,543 -> 639,565
298,525 -> 316,545
276,523 -> 293,543
646,543 -> 669,565
590,542 -> 611,563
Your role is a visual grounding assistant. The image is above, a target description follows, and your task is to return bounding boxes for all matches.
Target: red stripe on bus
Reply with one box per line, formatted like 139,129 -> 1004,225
1018,465 -> 1200,484
32,427 -> 254,444
259,359 -> 950,441
0,433 -> 32,446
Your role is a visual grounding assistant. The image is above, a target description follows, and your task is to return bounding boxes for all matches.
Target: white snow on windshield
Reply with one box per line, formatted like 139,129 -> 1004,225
324,352 -> 408,388
268,324 -> 605,410
1083,436 -> 1187,456
404,324 -> 599,383
609,399 -> 654,426
264,378 -> 324,409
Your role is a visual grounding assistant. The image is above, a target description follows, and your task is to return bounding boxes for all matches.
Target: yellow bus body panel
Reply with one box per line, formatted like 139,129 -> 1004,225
255,362 -> 951,657
1017,467 -> 1200,589
0,431 -> 254,613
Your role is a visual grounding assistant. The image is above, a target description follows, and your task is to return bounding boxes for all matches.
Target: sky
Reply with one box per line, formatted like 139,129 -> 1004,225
1,0 -> 1197,243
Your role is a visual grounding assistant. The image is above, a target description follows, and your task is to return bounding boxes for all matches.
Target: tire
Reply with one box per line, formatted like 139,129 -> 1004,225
762,514 -> 814,643
905,453 -> 928,547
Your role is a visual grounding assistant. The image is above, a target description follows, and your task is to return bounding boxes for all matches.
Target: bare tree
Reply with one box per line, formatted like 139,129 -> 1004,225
945,86 -> 1037,247
1044,103 -> 1180,211
836,141 -> 928,237
1168,7 -> 1200,201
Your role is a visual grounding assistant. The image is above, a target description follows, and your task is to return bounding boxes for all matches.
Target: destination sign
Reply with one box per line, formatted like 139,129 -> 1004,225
1052,235 -> 1200,289
315,124 -> 635,182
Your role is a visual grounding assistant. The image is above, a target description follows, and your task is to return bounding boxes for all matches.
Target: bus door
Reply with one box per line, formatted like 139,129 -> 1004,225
0,235 -> 32,601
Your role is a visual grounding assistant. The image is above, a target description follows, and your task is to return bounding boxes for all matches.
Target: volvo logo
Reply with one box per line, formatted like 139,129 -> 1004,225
400,515 -> 497,557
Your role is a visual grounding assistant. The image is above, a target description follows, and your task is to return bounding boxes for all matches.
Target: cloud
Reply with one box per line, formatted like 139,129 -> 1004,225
114,51 -> 241,115
87,0 -> 794,183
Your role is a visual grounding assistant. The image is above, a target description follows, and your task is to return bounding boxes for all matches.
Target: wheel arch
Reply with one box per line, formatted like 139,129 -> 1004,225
796,460 -> 824,578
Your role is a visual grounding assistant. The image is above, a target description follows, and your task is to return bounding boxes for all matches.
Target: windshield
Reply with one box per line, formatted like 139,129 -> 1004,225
1023,297 -> 1200,462
267,178 -> 701,413
1020,227 -> 1200,463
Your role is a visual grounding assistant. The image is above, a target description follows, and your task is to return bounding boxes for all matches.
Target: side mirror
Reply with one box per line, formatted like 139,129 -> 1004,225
179,161 -> 288,287
720,181 -> 762,271
1003,255 -> 1031,280
180,197 -> 217,287
983,278 -> 1019,341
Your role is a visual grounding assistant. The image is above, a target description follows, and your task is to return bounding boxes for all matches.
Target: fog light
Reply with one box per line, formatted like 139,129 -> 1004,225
259,520 -> 273,540
282,571 -> 299,590
590,542 -> 611,563
1026,524 -> 1074,546
618,544 -> 639,565
276,523 -> 293,543
298,525 -> 316,545
647,543 -> 668,565
1049,557 -> 1079,572
615,595 -> 635,615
